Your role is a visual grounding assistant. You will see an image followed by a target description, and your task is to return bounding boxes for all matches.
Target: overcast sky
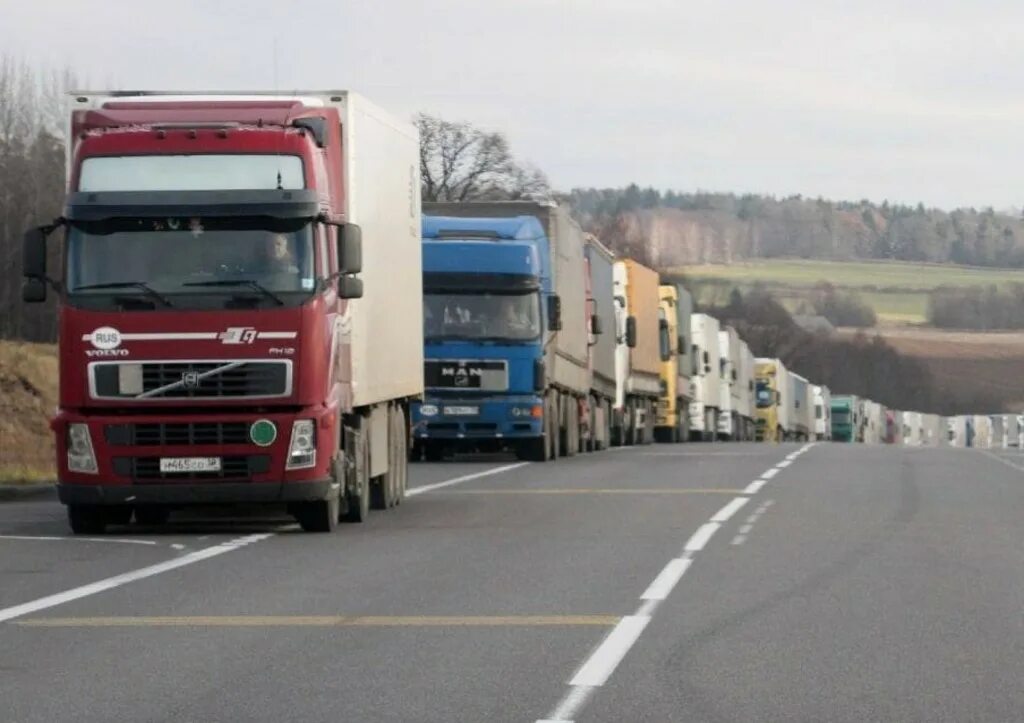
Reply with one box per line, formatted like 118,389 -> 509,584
5,0 -> 1023,210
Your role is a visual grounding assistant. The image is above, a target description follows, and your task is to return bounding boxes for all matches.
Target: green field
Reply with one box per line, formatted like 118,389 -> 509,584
675,259 -> 1024,325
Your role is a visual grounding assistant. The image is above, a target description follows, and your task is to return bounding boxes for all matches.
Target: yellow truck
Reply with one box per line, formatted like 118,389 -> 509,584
755,357 -> 791,442
655,284 -> 694,443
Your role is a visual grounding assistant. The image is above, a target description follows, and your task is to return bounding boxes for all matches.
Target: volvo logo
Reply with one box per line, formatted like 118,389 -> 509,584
181,371 -> 201,389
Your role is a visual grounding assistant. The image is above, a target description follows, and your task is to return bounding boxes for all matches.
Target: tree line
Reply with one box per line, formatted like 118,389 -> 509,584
569,186 -> 1024,269
928,285 -> 1024,330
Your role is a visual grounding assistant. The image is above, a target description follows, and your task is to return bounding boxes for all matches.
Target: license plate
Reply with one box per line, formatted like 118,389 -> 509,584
159,457 -> 222,473
443,406 -> 479,416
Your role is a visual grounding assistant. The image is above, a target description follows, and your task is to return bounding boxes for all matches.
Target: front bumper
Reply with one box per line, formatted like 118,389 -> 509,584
57,478 -> 334,506
412,396 -> 543,439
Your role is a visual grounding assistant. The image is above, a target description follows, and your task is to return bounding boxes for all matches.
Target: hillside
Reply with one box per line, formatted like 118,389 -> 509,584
569,187 -> 1024,269
677,258 -> 1024,326
0,342 -> 57,483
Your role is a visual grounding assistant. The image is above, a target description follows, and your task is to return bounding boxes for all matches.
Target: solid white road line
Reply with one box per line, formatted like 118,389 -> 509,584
569,615 -> 651,687
0,535 -> 158,546
776,460 -> 792,468
0,533 -> 272,624
710,497 -> 749,523
762,468 -> 779,479
405,462 -> 529,497
743,480 -> 767,495
640,558 -> 692,601
684,522 -> 721,552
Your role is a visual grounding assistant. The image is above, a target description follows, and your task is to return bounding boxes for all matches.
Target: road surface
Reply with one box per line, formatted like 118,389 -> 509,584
1,443 -> 1023,722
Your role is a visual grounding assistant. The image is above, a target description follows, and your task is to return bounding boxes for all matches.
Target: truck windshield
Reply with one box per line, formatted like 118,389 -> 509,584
833,410 -> 850,423
66,218 -> 315,308
424,292 -> 541,342
755,380 -> 773,408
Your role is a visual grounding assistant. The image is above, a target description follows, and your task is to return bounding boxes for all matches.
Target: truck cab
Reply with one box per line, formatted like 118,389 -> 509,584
21,91 -> 421,534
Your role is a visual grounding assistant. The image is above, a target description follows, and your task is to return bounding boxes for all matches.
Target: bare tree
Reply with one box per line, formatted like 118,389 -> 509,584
0,56 -> 74,342
416,113 -> 550,202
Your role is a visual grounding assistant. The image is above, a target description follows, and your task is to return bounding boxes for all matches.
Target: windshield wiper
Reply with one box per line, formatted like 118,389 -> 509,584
73,281 -> 174,308
182,279 -> 284,306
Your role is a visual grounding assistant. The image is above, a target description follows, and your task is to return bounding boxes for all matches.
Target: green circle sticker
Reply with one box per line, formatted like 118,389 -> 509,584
250,419 -> 277,447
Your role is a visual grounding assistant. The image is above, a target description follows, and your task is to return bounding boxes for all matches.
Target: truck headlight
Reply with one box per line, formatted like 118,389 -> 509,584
67,423 -> 98,474
286,420 -> 317,470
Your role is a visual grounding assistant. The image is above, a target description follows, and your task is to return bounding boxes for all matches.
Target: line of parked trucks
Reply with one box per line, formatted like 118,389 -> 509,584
15,90 -> 1007,535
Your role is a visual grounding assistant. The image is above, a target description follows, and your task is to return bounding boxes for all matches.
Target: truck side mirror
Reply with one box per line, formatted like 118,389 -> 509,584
591,314 -> 603,336
625,316 -> 637,348
338,276 -> 363,299
337,223 -> 362,275
678,335 -> 685,354
548,295 -> 563,331
22,227 -> 51,304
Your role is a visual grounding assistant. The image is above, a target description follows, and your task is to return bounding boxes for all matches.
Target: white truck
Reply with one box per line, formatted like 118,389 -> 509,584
717,326 -> 741,441
812,385 -> 832,441
789,372 -> 812,441
612,259 -> 662,445
690,313 -> 722,441
737,340 -> 756,441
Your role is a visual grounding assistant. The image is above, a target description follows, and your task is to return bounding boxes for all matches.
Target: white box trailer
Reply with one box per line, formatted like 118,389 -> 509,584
920,414 -> 943,446
813,385 -> 832,441
737,340 -> 756,441
717,326 -> 741,441
973,415 -> 992,448
1009,414 -> 1024,448
690,313 -> 722,441
902,412 -> 923,446
789,372 -> 811,441
947,416 -> 968,447
862,401 -> 884,444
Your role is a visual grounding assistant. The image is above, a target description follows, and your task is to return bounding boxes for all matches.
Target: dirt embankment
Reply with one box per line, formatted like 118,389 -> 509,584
838,327 -> 1024,412
0,341 -> 57,482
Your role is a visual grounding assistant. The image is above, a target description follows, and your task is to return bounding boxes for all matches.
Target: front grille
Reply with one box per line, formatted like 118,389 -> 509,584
106,422 -> 250,447
114,455 -> 270,481
424,360 -> 508,392
91,360 -> 290,400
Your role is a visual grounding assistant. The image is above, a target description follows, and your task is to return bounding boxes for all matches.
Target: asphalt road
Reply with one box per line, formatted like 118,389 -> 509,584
1,443 -> 1023,722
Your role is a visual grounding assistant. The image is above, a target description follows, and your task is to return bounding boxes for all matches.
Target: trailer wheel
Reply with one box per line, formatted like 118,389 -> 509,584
547,393 -> 559,460
372,405 -> 406,510
67,505 -> 107,535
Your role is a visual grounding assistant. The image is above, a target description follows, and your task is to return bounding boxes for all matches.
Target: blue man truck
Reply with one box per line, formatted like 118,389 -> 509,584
411,202 -> 591,461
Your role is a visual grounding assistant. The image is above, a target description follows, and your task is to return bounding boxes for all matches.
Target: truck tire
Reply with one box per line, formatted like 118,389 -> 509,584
68,505 -> 107,535
295,495 -> 340,533
547,394 -> 559,460
564,397 -> 579,458
135,506 -> 170,526
342,425 -> 371,523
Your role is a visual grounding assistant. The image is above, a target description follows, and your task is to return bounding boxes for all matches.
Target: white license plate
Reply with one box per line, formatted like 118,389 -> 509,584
443,406 -> 479,416
159,457 -> 222,473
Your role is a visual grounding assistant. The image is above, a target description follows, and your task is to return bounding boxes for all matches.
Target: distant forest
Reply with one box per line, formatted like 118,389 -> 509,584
567,186 -> 1024,270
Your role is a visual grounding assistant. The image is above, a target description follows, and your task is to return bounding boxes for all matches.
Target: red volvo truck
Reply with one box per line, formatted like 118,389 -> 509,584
20,91 -> 422,533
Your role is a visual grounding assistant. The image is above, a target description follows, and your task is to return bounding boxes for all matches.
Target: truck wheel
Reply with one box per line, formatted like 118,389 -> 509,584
295,495 -> 340,533
371,406 -> 404,510
135,507 -> 170,526
547,394 -> 559,460
68,505 -> 107,535
564,398 -> 579,458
